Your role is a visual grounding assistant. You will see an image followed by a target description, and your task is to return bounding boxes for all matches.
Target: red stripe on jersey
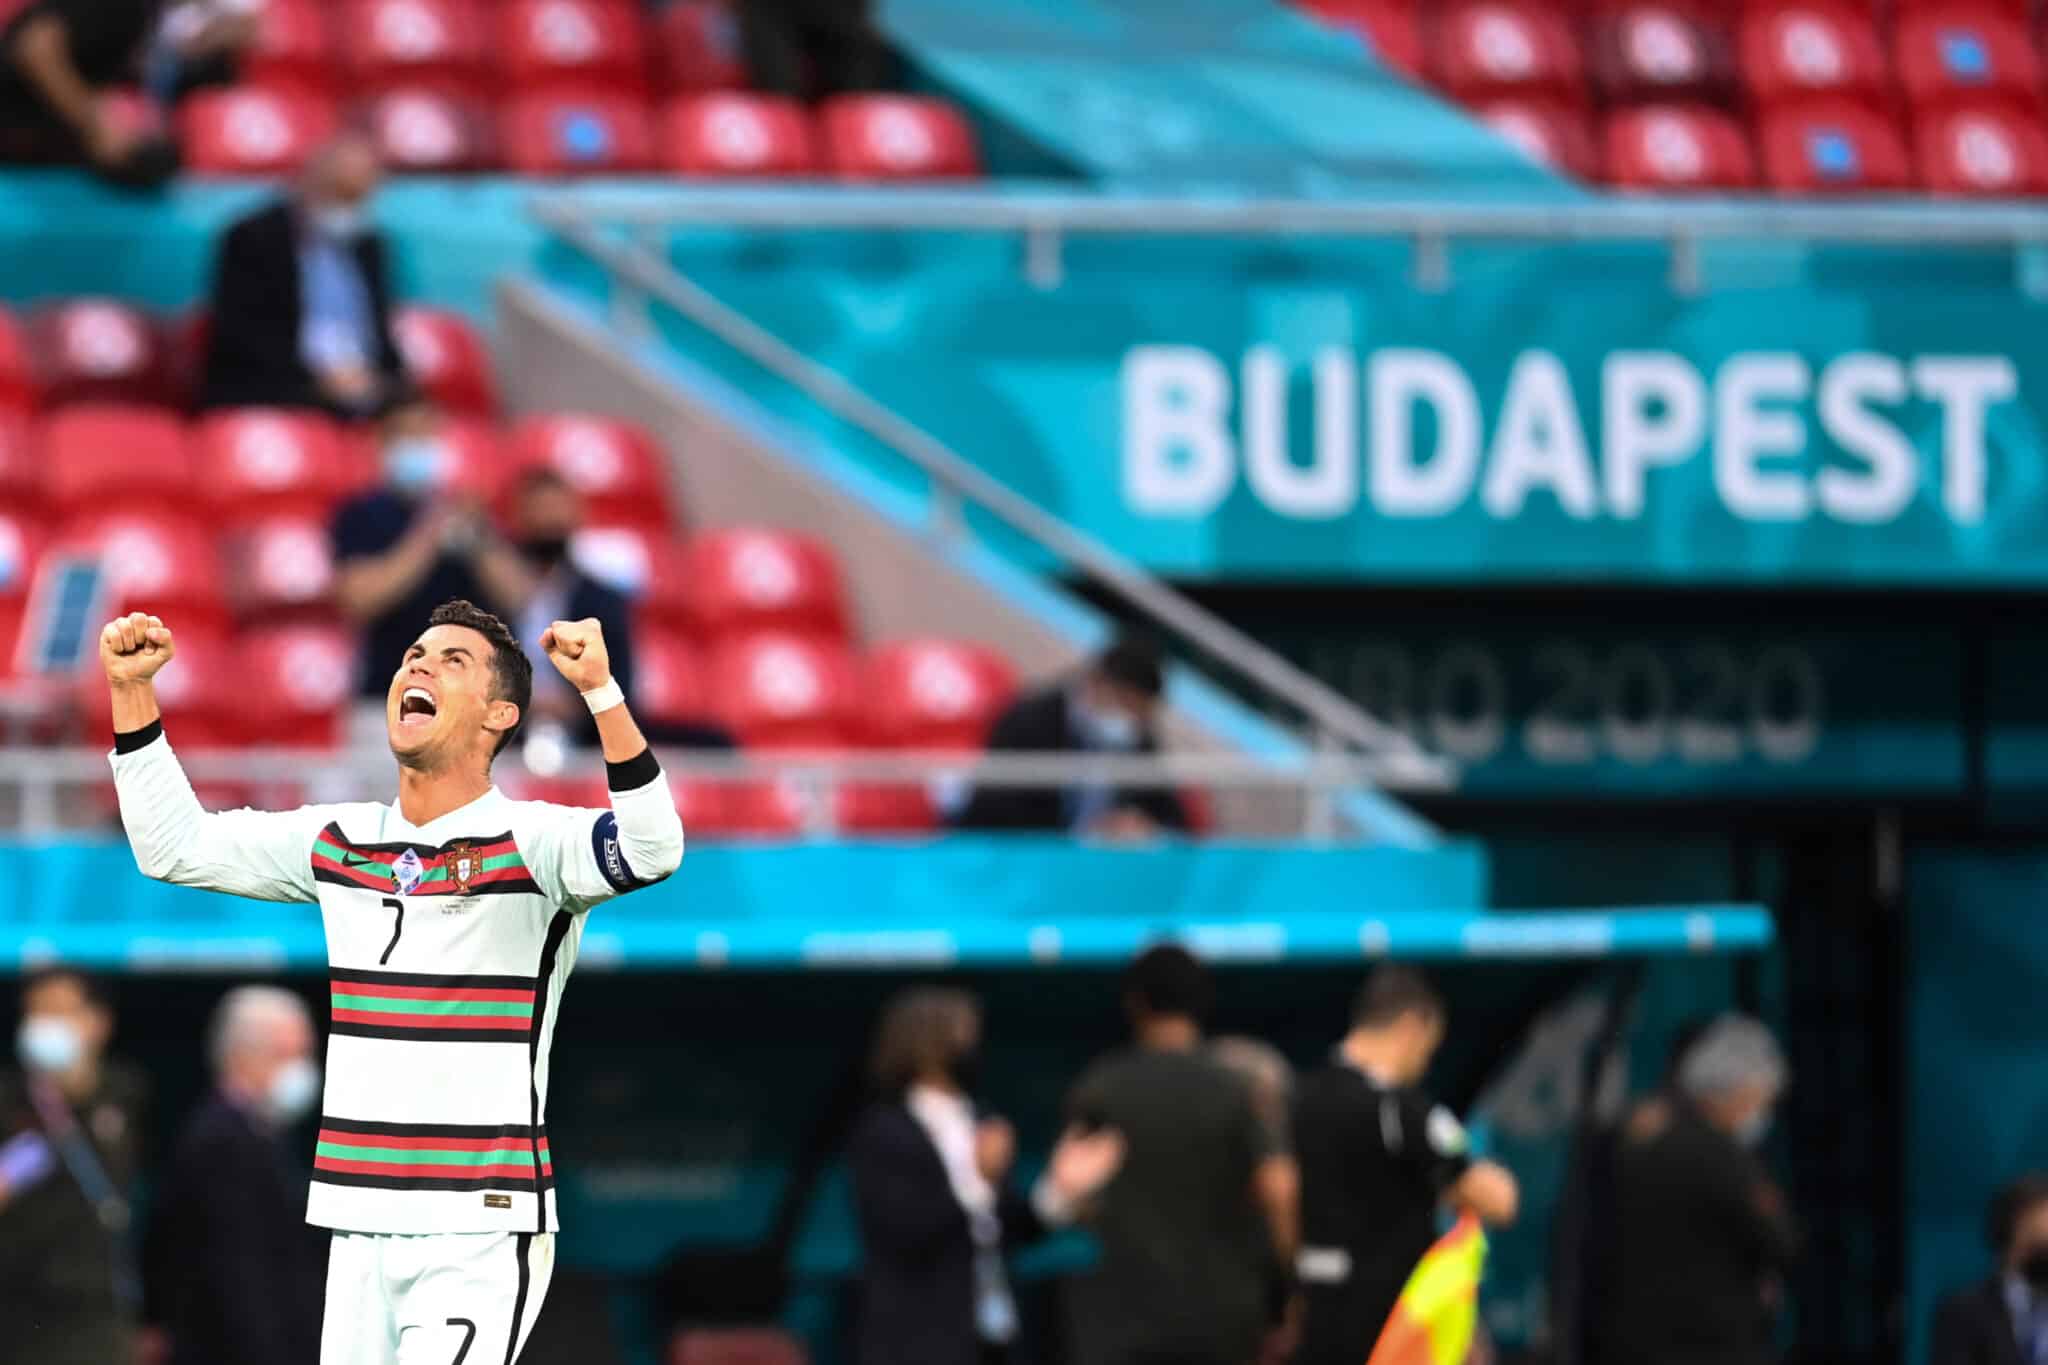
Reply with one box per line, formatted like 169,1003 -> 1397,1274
329,1009 -> 532,1031
313,1156 -> 554,1181
332,982 -> 535,1004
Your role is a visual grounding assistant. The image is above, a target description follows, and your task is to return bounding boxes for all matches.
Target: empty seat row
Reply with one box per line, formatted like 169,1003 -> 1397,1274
180,86 -> 981,179
1492,94 -> 2048,191
0,301 -> 493,415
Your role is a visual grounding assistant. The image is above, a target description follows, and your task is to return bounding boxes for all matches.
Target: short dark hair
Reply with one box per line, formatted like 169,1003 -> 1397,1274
427,599 -> 532,757
1352,964 -> 1445,1030
1125,943 -> 1212,1023
22,965 -> 112,1014
1096,634 -> 1165,699
869,987 -> 979,1094
1988,1174 -> 2048,1254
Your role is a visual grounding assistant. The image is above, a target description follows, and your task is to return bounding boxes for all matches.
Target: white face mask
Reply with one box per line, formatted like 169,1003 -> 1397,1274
17,1016 -> 84,1074
265,1057 -> 321,1124
1077,699 -> 1141,750
312,203 -> 367,240
384,437 -> 447,496
1733,1107 -> 1774,1148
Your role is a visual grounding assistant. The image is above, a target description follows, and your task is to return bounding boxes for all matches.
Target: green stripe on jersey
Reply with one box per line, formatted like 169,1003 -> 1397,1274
316,1142 -> 550,1167
329,994 -> 532,1017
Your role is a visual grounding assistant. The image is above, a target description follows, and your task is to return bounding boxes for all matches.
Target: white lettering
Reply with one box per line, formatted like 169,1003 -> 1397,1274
1913,356 -> 2016,525
1482,350 -> 1597,519
1121,346 -> 1234,515
1601,352 -> 1706,519
1714,354 -> 1811,521
1243,347 -> 1356,518
1369,349 -> 1480,517
1815,354 -> 1914,524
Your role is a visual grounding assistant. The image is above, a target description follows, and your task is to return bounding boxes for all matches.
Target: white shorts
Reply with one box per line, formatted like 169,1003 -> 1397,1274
321,1229 -> 556,1365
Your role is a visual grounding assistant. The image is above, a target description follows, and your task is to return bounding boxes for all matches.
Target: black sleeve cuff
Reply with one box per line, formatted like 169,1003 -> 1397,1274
605,746 -> 661,792
114,719 -> 164,754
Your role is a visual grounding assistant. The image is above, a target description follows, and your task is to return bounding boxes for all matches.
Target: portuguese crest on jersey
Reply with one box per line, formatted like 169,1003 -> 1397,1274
447,841 -> 478,895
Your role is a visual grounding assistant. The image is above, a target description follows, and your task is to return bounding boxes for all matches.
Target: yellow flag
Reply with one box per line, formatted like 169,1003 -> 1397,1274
1363,1214 -> 1488,1365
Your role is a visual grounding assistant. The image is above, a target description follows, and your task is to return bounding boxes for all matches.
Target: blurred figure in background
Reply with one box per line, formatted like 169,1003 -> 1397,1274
0,0 -> 177,183
1291,966 -> 1519,1365
1210,1037 -> 1300,1365
148,0 -> 260,99
330,401 -> 528,720
201,132 -> 410,416
1057,944 -> 1296,1365
1597,1014 -> 1797,1365
848,987 -> 1124,1365
505,467 -> 638,752
1930,1173 -> 2048,1365
145,986 -> 325,1365
0,968 -> 148,1365
954,636 -> 1189,838
739,0 -> 890,101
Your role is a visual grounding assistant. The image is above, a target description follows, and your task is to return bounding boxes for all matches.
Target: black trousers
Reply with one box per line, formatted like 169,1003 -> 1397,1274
737,0 -> 891,99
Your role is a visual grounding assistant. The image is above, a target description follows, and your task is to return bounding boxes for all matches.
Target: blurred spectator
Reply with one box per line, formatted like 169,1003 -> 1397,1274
1211,1037 -> 1300,1365
848,987 -> 1124,1365
953,636 -> 1189,837
740,0 -> 889,101
1292,966 -> 1519,1365
1055,944 -> 1296,1365
144,986 -> 324,1365
0,967 -> 148,1365
330,401 -> 528,708
506,466 -> 638,751
1931,1173 -> 2048,1365
200,132 -> 410,416
1597,1014 -> 1797,1365
149,0 -> 260,100
0,0 -> 179,185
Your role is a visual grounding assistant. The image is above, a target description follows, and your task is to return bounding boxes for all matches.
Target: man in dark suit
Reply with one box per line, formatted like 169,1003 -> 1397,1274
848,988 -> 1124,1365
1932,1174 -> 2048,1365
952,636 -> 1189,835
144,986 -> 325,1365
199,131 -> 410,416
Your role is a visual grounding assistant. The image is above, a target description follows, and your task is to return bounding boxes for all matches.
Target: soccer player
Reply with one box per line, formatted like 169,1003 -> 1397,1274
100,598 -> 685,1365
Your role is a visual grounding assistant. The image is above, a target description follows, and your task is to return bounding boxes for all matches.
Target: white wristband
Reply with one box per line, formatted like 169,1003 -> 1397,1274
580,678 -> 625,715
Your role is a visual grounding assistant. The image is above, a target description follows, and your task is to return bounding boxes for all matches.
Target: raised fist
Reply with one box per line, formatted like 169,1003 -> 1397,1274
100,612 -> 175,685
540,617 -> 610,693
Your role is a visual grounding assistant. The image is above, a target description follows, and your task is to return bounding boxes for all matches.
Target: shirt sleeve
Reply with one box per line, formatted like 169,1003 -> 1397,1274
1395,1090 -> 1473,1193
517,765 -> 684,915
329,495 -> 401,565
109,730 -> 326,903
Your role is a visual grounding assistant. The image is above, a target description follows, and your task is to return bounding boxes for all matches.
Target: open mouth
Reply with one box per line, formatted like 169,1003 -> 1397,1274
398,686 -> 438,728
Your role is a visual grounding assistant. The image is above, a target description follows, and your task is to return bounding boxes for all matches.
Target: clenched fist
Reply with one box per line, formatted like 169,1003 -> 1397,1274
540,618 -> 610,692
101,612 -> 175,685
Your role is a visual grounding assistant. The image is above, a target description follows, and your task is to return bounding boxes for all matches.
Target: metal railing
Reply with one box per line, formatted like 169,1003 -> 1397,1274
0,746 -> 1454,841
529,205 -> 1446,806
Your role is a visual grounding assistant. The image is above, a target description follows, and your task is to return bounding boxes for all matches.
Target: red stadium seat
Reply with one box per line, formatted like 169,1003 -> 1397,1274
661,94 -> 818,176
1916,102 -> 2048,194
1894,8 -> 2039,107
1478,99 -> 1601,177
818,96 -> 981,180
1738,4 -> 1889,105
161,311 -> 210,412
57,514 -> 228,633
653,0 -> 748,93
1759,99 -> 1912,191
634,626 -> 711,730
0,306 -> 29,411
364,89 -> 494,173
27,300 -> 168,409
239,625 -> 357,745
229,515 -> 337,619
721,779 -> 808,838
861,639 -> 1017,750
509,415 -> 671,527
1429,1 -> 1585,102
667,776 -> 733,836
834,783 -> 939,835
180,86 -> 335,175
1603,104 -> 1756,188
708,631 -> 858,749
571,524 -> 691,624
684,528 -> 847,642
41,406 -> 195,514
339,0 -> 491,94
500,94 -> 655,174
670,1327 -> 811,1365
1589,3 -> 1731,104
499,0 -> 649,95
194,410 -> 354,522
0,415 -> 37,514
243,0 -> 334,92
394,308 -> 496,415
0,510 -> 39,602
1298,1 -> 1424,77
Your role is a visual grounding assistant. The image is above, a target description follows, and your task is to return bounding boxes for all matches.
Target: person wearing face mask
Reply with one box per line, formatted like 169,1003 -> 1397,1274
1931,1175 -> 2048,1365
200,131 -> 411,415
848,987 -> 1126,1365
0,967 -> 149,1365
953,634 -> 1190,837
1596,1013 -> 1798,1365
1292,966 -> 1520,1365
142,986 -> 326,1365
330,402 -> 531,726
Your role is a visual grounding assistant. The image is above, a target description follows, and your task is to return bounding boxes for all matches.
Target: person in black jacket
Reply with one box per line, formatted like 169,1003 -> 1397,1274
848,987 -> 1124,1365
0,0 -> 178,183
199,131 -> 409,416
145,986 -> 325,1365
952,636 -> 1189,836
1931,1174 -> 2048,1365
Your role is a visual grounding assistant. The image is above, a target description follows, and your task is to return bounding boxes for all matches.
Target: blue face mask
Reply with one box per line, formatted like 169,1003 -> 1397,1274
17,1016 -> 83,1074
384,437 -> 447,496
312,204 -> 367,240
1078,701 -> 1140,750
265,1057 -> 321,1124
